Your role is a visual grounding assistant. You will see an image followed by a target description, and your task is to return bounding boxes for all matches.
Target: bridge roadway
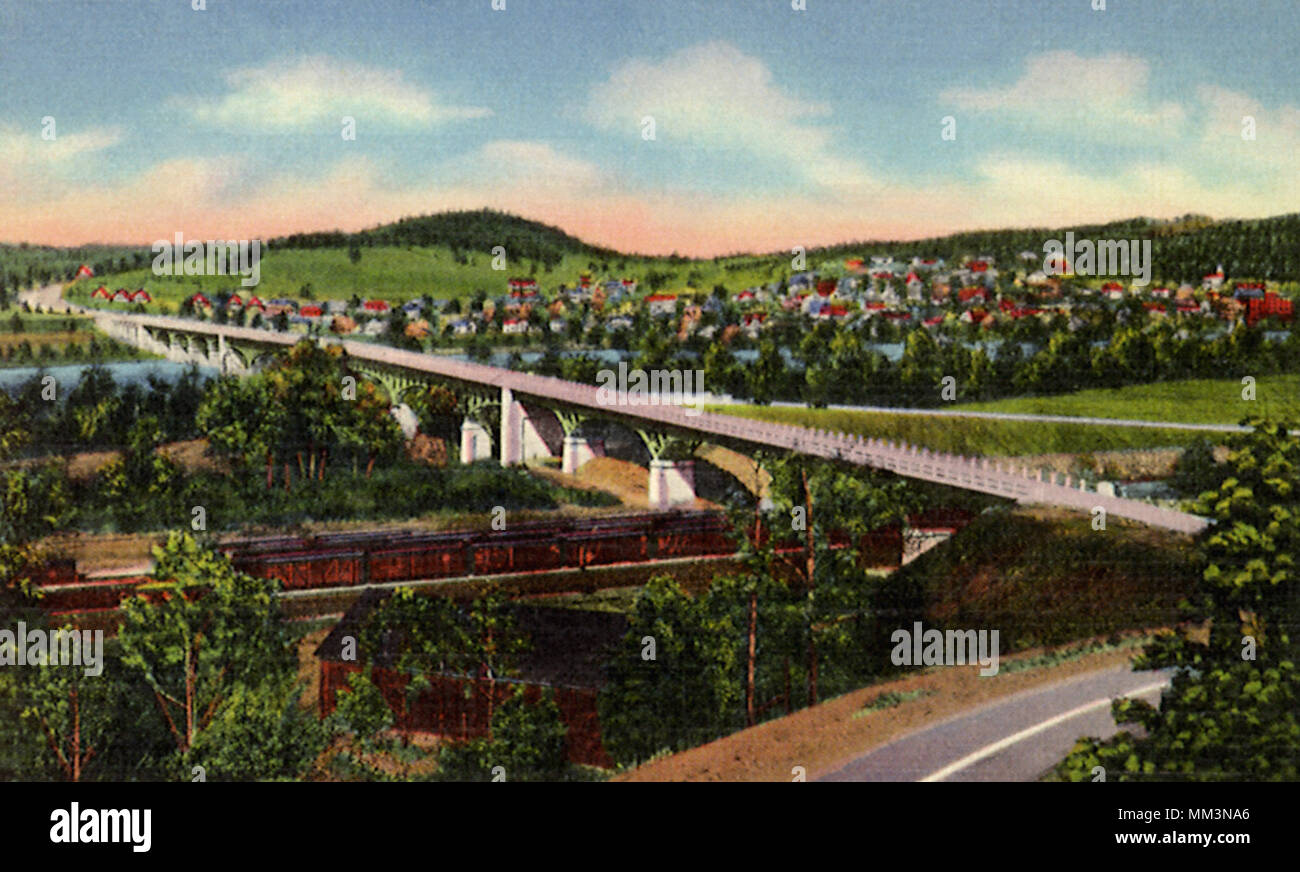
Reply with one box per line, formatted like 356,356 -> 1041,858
91,311 -> 1211,535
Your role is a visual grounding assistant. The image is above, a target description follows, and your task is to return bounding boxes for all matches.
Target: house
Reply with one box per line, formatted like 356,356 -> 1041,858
450,319 -> 477,336
189,292 -> 211,308
818,304 -> 852,320
1245,291 -> 1294,326
245,296 -> 266,311
405,319 -> 431,339
299,305 -> 324,320
362,319 -> 386,336
734,290 -> 757,304
112,289 -> 133,304
227,293 -> 244,310
549,317 -> 568,334
75,264 -> 94,278
815,279 -> 837,297
923,315 -> 945,328
330,315 -> 358,335
91,286 -> 111,300
844,258 -> 864,272
502,317 -> 529,334
1233,282 -> 1266,300
402,300 -> 425,315
269,298 -> 297,310
912,257 -> 944,271
1017,250 -> 1038,263
130,289 -> 152,304
646,294 -> 677,317
605,315 -> 635,332
1150,287 -> 1171,298
362,299 -> 391,314
1202,266 -> 1226,291
961,307 -> 989,324
958,286 -> 988,305
787,273 -> 815,291
904,272 -> 924,300
1101,282 -> 1125,300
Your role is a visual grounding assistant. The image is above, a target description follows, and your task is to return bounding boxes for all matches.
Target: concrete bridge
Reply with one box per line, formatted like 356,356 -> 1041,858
91,311 -> 1210,535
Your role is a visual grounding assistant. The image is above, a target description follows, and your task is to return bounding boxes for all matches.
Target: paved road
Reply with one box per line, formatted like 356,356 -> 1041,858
819,665 -> 1171,782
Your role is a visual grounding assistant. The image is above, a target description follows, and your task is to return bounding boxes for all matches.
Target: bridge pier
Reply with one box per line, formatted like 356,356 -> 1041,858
499,388 -> 554,466
562,435 -> 605,475
648,459 -> 695,509
461,419 -> 493,463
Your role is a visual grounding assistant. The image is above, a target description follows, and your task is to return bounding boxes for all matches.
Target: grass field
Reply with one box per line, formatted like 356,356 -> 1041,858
64,244 -> 788,312
951,375 -> 1300,426
0,311 -> 151,366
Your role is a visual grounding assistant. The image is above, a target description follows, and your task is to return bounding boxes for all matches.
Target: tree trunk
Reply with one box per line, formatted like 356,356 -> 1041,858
366,455 -> 375,478
265,451 -> 273,490
746,587 -> 757,727
803,465 -> 818,707
284,461 -> 291,492
308,442 -> 316,479
319,449 -> 327,481
297,451 -> 305,477
71,686 -> 81,782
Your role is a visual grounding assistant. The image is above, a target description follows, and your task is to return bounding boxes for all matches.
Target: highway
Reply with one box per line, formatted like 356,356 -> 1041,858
819,665 -> 1172,782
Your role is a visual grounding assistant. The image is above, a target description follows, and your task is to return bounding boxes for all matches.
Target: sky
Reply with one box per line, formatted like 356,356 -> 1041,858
1,0 -> 1298,256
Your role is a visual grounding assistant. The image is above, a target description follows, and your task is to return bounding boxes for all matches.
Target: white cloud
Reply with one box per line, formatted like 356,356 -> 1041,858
0,124 -> 121,166
943,50 -> 1185,135
182,55 -> 491,130
584,40 -> 874,190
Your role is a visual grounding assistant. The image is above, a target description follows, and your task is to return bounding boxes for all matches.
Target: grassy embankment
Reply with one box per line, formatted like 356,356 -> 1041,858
710,374 -> 1300,457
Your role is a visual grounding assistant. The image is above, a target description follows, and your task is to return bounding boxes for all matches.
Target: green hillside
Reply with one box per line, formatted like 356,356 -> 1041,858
38,208 -> 1300,312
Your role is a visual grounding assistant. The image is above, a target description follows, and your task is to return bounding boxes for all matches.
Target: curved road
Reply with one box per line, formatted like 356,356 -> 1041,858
819,665 -> 1171,782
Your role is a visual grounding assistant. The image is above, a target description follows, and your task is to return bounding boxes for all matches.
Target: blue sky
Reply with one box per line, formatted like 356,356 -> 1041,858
2,0 -> 1297,254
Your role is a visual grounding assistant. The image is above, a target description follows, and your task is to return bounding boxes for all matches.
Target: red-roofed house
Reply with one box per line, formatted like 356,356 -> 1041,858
363,299 -> 391,313
130,289 -> 152,304
646,294 -> 677,317
112,289 -> 133,304
958,286 -> 987,305
91,286 -> 111,300
190,293 -> 211,309
1202,267 -> 1225,290
75,264 -> 94,278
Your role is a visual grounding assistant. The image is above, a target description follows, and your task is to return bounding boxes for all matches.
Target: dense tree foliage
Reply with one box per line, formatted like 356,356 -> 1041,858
1057,418 -> 1300,780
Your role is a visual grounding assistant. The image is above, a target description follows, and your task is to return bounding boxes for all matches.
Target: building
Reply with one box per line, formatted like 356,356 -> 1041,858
315,590 -> 626,767
646,294 -> 678,317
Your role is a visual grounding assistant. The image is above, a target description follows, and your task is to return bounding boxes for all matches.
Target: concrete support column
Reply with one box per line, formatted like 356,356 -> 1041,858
217,333 -> 227,375
500,387 -> 522,466
562,435 -> 605,475
461,418 -> 492,464
648,459 -> 695,510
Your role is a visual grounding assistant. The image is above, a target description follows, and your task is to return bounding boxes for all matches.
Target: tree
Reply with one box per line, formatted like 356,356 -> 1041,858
598,576 -> 740,765
1057,418 -> 1300,781
118,533 -> 299,758
435,686 -> 569,782
13,624 -> 118,781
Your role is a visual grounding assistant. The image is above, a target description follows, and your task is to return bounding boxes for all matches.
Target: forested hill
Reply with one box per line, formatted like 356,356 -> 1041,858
267,209 -> 619,267
801,213 -> 1300,283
